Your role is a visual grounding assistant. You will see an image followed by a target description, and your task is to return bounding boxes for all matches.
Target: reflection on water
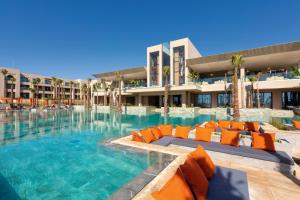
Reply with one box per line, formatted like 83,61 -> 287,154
0,110 -> 215,145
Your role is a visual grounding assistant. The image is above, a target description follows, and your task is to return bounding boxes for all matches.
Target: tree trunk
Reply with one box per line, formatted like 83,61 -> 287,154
256,81 -> 260,108
11,82 -> 14,105
104,90 -> 107,106
164,78 -> 168,114
118,80 -> 122,112
233,67 -> 240,118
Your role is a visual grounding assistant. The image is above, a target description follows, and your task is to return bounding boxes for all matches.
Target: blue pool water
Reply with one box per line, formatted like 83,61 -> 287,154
0,110 -> 215,200
0,110 -> 296,199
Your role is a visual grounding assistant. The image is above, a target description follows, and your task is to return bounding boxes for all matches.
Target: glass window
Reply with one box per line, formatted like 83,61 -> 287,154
173,95 -> 182,107
253,92 -> 272,108
150,52 -> 159,86
282,91 -> 300,109
20,74 -> 30,82
217,93 -> 232,107
173,46 -> 185,85
195,94 -> 211,108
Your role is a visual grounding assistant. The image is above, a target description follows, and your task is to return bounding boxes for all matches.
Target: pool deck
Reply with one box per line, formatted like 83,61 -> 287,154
110,135 -> 300,200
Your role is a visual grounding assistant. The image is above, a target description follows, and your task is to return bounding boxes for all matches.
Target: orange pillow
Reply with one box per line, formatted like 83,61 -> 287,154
151,169 -> 194,200
205,121 -> 218,130
195,127 -> 213,142
180,156 -> 208,200
293,121 -> 300,129
189,145 -> 215,179
221,129 -> 240,147
159,124 -> 173,136
150,127 -> 162,140
131,131 -> 144,142
231,121 -> 244,130
252,132 -> 276,151
245,121 -> 260,132
218,120 -> 231,129
140,128 -> 155,143
175,125 -> 191,139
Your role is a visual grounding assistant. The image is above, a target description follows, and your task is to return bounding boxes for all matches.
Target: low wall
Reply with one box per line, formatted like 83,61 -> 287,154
123,106 -> 156,116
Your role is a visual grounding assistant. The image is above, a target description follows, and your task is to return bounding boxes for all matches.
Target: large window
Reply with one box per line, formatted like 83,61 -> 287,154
217,93 -> 232,107
195,94 -> 211,108
253,92 -> 272,108
150,52 -> 159,86
282,91 -> 300,109
173,95 -> 182,107
173,46 -> 185,85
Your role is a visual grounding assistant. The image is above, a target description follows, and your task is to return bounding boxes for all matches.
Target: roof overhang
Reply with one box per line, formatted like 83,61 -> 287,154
93,66 -> 147,81
187,41 -> 300,73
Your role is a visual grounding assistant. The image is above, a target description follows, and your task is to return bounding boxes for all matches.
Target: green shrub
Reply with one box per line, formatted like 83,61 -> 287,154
270,118 -> 288,130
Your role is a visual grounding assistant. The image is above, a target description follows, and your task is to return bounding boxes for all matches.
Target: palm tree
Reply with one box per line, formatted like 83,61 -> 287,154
115,72 -> 122,112
248,76 -> 257,108
231,55 -> 244,118
87,79 -> 92,108
1,69 -> 8,97
224,72 -> 228,106
29,87 -> 36,107
9,76 -> 16,105
81,83 -> 88,106
69,81 -> 74,105
188,69 -> 200,83
56,79 -> 63,106
35,78 -> 41,106
162,66 -> 170,114
101,79 -> 108,106
51,77 -> 57,103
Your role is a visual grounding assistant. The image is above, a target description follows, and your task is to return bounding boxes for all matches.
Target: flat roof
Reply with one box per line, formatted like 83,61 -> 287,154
93,66 -> 147,80
187,41 -> 300,73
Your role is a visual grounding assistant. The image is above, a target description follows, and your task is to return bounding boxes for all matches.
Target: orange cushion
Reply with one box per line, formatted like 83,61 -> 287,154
231,121 -> 244,130
205,121 -> 218,130
221,129 -> 240,147
175,125 -> 191,139
180,156 -> 208,200
131,131 -> 144,142
293,121 -> 300,129
245,121 -> 260,132
150,127 -> 163,140
189,145 -> 215,179
218,120 -> 231,129
151,169 -> 194,200
159,124 -> 173,136
140,128 -> 155,143
252,132 -> 276,151
195,127 -> 213,142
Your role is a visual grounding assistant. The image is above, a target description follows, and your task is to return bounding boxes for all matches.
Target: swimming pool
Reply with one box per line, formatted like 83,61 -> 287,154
0,110 -> 215,199
0,110 -> 297,199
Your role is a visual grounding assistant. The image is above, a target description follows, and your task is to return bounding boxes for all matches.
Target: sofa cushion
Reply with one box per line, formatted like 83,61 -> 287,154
151,136 -> 174,146
251,132 -> 276,151
221,129 -> 240,147
205,121 -> 218,130
151,169 -> 194,200
140,128 -> 155,143
195,127 -> 213,142
180,156 -> 208,200
131,131 -> 144,142
175,125 -> 191,139
159,124 -> 173,136
189,145 -> 215,179
218,120 -> 231,129
150,127 -> 163,140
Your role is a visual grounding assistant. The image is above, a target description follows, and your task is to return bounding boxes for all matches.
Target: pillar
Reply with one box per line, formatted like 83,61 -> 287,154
211,93 -> 217,108
170,95 -> 174,107
159,95 -> 162,107
182,92 -> 187,108
138,94 -> 142,106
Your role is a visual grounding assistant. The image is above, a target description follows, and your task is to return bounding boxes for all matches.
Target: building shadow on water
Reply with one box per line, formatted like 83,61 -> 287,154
0,173 -> 21,200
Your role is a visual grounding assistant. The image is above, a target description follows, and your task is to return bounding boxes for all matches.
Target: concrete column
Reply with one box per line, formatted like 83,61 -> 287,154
272,90 -> 282,109
298,60 -> 300,71
147,52 -> 150,87
138,94 -> 142,106
170,95 -> 173,107
121,80 -> 124,89
0,73 -> 4,97
182,92 -> 187,108
211,93 -> 217,108
159,48 -> 163,87
159,95 -> 162,107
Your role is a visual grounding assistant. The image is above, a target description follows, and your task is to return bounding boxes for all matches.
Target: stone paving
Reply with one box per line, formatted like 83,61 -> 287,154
111,135 -> 300,200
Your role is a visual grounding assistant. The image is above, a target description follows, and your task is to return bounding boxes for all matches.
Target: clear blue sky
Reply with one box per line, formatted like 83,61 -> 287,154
0,0 -> 300,79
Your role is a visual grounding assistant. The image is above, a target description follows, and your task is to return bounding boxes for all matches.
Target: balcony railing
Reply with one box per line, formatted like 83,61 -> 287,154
245,71 -> 298,82
124,82 -> 147,89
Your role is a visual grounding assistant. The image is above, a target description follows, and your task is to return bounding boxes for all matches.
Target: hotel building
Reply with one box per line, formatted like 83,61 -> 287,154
0,67 -> 84,105
93,38 -> 300,110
